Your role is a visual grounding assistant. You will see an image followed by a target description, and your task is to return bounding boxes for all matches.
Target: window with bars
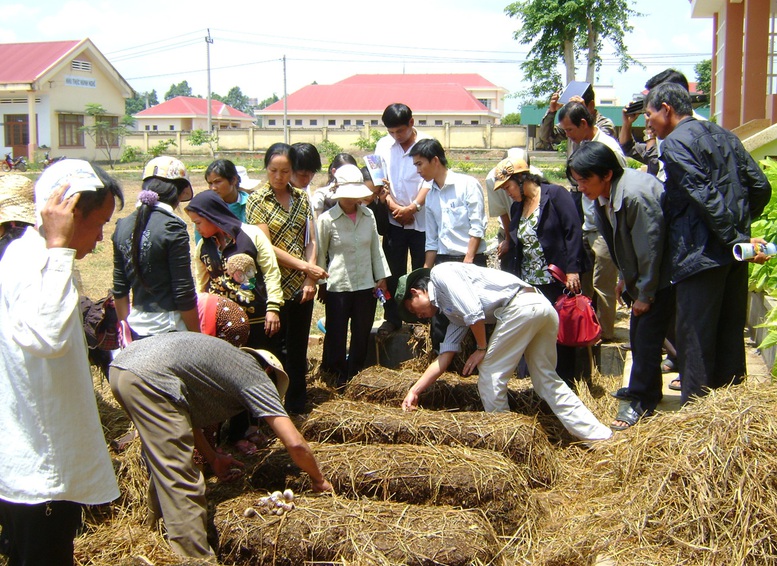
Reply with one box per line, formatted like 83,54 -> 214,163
58,114 -> 84,147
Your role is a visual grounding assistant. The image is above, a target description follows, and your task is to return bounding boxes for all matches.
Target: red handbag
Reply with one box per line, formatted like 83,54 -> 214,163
547,265 -> 602,347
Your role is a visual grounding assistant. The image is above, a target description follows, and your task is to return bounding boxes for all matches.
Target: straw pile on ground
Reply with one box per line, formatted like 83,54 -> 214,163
248,442 -> 537,534
302,399 -> 559,486
512,381 -> 777,565
216,494 -> 501,566
343,366 -> 606,444
344,367 -> 483,410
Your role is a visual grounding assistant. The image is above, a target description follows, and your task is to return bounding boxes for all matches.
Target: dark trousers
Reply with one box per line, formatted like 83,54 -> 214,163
536,281 -> 577,386
625,285 -> 675,411
430,253 -> 488,351
323,289 -> 377,385
230,318 -> 276,441
0,499 -> 82,566
382,224 -> 425,327
676,262 -> 748,404
266,297 -> 315,414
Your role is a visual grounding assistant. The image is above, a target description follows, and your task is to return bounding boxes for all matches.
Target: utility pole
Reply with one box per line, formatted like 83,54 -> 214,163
206,29 -> 214,133
283,55 -> 288,144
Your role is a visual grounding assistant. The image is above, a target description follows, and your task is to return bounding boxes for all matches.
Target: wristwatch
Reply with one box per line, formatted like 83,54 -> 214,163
412,200 -> 422,211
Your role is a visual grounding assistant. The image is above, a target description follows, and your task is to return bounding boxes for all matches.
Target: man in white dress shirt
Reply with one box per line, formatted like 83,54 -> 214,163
0,160 -> 123,565
374,103 -> 433,334
396,263 -> 612,442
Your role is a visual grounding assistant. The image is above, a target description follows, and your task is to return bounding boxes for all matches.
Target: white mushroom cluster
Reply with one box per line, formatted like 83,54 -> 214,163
244,489 -> 295,518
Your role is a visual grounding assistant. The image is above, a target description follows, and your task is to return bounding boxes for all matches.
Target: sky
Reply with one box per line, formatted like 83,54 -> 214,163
2,0 -> 712,115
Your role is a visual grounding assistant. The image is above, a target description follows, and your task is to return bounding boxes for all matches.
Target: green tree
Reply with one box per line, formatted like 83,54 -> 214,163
505,0 -> 641,98
256,93 -> 279,110
79,103 -> 134,169
165,80 -> 194,100
222,86 -> 252,115
125,90 -> 159,115
695,58 -> 712,94
189,128 -> 219,157
353,129 -> 384,152
316,139 -> 343,162
148,139 -> 177,159
501,112 -> 521,125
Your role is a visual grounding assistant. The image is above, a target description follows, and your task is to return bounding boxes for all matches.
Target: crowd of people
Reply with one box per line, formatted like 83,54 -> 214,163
0,67 -> 771,564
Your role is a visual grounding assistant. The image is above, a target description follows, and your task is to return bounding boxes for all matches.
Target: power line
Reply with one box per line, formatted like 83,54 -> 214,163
105,30 -> 206,56
110,38 -> 203,63
125,58 -> 281,81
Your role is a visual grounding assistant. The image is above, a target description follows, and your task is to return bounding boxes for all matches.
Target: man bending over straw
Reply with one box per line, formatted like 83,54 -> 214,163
109,332 -> 332,560
396,262 -> 612,442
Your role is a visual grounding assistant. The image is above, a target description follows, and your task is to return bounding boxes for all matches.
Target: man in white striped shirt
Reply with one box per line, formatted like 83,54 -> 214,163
396,262 -> 611,442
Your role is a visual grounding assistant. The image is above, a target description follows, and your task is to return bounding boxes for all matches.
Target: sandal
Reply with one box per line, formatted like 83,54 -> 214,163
661,358 -> 676,373
610,387 -> 635,401
610,402 -> 653,431
668,377 -> 682,391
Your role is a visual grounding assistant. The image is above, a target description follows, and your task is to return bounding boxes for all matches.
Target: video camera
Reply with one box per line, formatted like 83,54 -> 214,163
624,93 -> 709,115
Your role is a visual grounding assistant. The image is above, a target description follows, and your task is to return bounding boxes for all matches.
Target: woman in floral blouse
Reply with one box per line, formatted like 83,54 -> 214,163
491,155 -> 589,387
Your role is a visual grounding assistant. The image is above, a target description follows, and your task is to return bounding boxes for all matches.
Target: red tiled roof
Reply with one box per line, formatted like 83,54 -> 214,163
262,83 -> 491,114
134,96 -> 254,120
337,74 -> 499,89
0,40 -> 80,84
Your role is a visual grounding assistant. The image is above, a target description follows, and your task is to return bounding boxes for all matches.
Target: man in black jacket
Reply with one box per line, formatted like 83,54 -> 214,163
645,83 -> 772,404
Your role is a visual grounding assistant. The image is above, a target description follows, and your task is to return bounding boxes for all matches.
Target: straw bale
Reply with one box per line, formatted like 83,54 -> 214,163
302,399 -> 558,486
343,366 -> 549,416
344,367 -> 483,409
248,442 -> 537,534
216,493 -> 501,565
75,519 -> 206,566
519,381 -> 777,565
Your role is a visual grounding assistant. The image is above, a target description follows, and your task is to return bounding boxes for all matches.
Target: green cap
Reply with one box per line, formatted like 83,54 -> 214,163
394,267 -> 431,323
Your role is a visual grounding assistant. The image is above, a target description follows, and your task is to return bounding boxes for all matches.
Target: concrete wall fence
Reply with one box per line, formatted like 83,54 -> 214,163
125,124 -> 528,155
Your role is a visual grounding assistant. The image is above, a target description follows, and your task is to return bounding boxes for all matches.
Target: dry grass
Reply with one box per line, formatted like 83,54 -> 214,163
302,399 -> 559,487
512,380 -> 777,565
215,494 -> 501,566
247,442 -> 538,535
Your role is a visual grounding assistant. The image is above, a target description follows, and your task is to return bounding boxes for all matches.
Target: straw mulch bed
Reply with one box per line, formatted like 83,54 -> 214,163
344,367 -> 483,410
248,442 -> 537,534
342,365 -> 619,444
513,381 -> 777,565
216,494 -> 501,566
302,399 -> 558,487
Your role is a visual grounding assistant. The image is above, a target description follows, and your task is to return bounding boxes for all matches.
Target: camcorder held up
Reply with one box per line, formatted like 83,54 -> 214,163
624,93 -> 709,115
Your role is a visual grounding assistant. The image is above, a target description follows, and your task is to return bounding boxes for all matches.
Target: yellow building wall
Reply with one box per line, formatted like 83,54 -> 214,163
35,49 -> 128,160
125,124 -> 528,154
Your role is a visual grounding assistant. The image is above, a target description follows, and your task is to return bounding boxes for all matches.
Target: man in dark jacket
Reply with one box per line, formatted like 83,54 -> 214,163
645,83 -> 772,404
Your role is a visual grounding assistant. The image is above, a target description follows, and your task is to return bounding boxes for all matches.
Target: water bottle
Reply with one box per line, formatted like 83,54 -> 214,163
375,288 -> 391,305
732,242 -> 777,261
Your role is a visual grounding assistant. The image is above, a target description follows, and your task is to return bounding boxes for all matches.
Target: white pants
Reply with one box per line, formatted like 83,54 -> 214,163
477,291 -> 612,441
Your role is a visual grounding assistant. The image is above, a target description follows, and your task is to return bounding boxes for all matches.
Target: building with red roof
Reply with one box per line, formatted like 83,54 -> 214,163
256,74 -> 507,129
133,96 -> 255,132
0,38 -> 133,159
